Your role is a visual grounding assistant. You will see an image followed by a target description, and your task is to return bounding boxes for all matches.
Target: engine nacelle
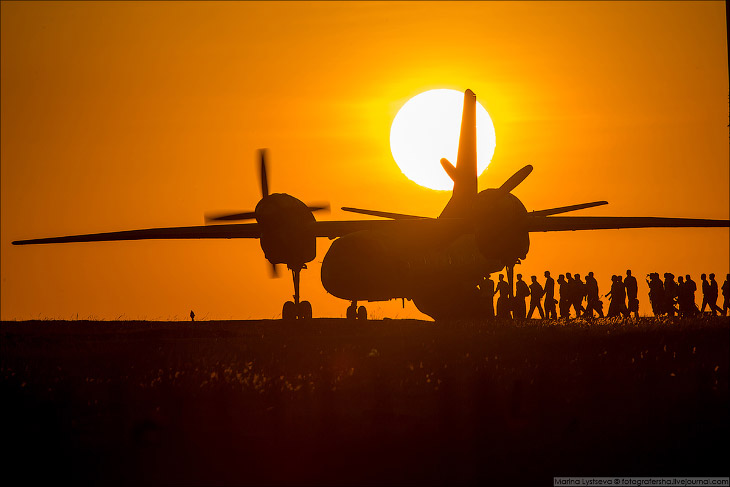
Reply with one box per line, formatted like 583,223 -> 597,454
473,189 -> 530,266
255,193 -> 316,268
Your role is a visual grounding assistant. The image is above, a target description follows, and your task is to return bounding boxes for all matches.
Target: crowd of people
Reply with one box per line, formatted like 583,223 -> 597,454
479,271 -> 730,320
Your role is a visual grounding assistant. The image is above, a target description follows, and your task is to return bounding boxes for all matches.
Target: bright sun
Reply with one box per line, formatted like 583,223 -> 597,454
390,89 -> 496,191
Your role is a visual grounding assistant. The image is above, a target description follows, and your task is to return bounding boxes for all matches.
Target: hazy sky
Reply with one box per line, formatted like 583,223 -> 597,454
2,1 -> 728,320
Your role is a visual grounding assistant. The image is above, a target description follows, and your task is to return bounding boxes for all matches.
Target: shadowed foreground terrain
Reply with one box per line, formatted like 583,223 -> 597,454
1,317 -> 728,486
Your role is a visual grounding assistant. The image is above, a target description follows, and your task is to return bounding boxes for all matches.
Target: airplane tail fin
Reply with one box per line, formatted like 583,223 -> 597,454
439,89 -> 478,218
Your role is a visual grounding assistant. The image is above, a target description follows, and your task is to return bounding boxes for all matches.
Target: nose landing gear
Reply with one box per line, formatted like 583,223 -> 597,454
346,301 -> 367,320
282,265 -> 313,320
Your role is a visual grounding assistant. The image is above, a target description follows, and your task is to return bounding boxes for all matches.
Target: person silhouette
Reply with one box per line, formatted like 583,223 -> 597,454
190,310 -> 195,322
606,275 -> 629,318
543,271 -> 556,319
527,275 -> 545,319
584,272 -> 603,318
685,274 -> 698,315
480,275 -> 495,319
514,274 -> 529,319
557,274 -> 570,318
572,273 -> 586,318
677,276 -> 688,316
496,274 -> 511,319
722,274 -> 730,316
707,273 -> 722,315
700,273 -> 710,313
565,273 -> 574,317
663,273 -> 678,316
625,270 -> 638,319
647,272 -> 664,316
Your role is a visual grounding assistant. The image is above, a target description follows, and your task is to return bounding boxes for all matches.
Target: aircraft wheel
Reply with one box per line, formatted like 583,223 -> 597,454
282,301 -> 296,320
299,301 -> 313,320
357,306 -> 367,321
346,305 -> 357,320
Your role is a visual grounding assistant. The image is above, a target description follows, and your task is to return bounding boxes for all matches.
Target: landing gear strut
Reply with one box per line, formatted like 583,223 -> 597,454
346,301 -> 367,320
282,265 -> 312,320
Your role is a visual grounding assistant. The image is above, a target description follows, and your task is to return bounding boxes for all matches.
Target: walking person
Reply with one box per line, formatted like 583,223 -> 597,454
722,274 -> 729,316
625,270 -> 639,319
707,273 -> 722,315
480,275 -> 496,319
527,276 -> 545,319
647,273 -> 664,316
677,276 -> 689,316
606,275 -> 629,318
664,273 -> 678,316
700,273 -> 711,314
685,274 -> 698,315
558,274 -> 570,318
584,272 -> 603,318
514,274 -> 529,319
543,271 -> 556,319
572,274 -> 586,318
496,274 -> 511,320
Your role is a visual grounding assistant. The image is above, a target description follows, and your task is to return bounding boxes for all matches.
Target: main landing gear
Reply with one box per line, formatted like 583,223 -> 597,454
282,265 -> 313,320
346,301 -> 367,320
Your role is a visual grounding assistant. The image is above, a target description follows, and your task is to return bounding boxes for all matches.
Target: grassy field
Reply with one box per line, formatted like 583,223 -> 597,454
1,316 -> 728,486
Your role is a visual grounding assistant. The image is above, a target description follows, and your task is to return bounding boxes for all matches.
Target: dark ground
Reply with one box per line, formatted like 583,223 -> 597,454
1,316 -> 728,486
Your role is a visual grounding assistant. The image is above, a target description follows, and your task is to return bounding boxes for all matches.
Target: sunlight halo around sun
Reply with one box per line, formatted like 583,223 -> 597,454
390,89 -> 496,191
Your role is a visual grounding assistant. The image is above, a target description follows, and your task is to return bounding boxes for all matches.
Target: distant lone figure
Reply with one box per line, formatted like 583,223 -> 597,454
190,310 -> 195,322
722,274 -> 730,316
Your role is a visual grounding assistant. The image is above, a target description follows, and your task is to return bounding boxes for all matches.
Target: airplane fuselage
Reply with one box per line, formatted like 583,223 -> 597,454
321,223 -> 510,319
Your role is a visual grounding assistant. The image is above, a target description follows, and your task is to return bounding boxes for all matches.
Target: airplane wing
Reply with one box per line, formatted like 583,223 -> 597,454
12,223 -> 262,245
11,219 -> 448,245
527,216 -> 730,232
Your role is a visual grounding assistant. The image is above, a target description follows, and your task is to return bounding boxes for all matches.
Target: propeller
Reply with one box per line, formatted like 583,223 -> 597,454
204,149 -> 329,224
499,165 -> 533,193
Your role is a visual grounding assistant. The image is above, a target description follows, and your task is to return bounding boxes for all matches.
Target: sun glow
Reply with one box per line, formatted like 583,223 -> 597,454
390,89 -> 496,191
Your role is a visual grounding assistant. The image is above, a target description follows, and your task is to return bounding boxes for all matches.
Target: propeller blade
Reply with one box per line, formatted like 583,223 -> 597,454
499,165 -> 533,193
269,262 -> 280,278
205,211 -> 256,223
341,207 -> 430,220
307,203 -> 330,213
530,201 -> 608,217
259,149 -> 269,198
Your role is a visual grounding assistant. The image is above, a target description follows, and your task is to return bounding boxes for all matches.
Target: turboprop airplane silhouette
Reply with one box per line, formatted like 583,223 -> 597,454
12,90 -> 730,320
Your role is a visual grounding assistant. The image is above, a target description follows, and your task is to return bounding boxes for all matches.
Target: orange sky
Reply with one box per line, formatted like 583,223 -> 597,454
2,1 -> 728,320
